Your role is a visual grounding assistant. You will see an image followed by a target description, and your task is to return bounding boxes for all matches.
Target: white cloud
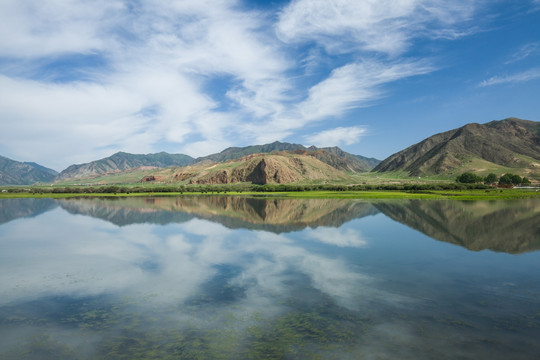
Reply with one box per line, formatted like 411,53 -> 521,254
297,60 -> 433,122
277,0 -> 477,56
0,200 -> 391,314
305,126 -> 368,147
0,0 -> 118,57
0,1 -> 292,169
0,0 -> 500,169
245,59 -> 432,143
269,0 -> 476,140
478,68 -> 540,87
306,227 -> 368,247
0,71 -> 212,169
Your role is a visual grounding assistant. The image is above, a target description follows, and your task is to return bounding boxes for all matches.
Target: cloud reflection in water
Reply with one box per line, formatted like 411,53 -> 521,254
1,197 -> 540,359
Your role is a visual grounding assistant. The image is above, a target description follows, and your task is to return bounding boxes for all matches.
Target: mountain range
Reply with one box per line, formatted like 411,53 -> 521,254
1,117 -> 538,185
51,141 -> 381,185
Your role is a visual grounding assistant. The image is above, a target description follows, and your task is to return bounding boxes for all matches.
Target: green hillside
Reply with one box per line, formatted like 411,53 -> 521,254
56,151 -> 194,181
373,118 -> 540,180
0,155 -> 58,185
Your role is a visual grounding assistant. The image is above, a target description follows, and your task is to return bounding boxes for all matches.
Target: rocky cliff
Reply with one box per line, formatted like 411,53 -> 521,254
169,153 -> 350,185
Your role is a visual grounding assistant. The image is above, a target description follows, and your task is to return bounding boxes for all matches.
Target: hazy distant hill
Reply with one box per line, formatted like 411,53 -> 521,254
56,151 -> 194,181
373,117 -> 540,178
0,155 -> 58,185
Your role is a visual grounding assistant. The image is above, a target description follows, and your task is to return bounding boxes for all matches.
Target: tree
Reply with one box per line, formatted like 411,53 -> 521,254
457,172 -> 483,183
498,173 -> 513,185
484,173 -> 498,184
522,177 -> 531,185
511,174 -> 522,185
499,173 -> 523,186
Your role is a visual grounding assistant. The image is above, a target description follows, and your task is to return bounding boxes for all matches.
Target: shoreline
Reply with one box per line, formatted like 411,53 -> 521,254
1,188 -> 539,200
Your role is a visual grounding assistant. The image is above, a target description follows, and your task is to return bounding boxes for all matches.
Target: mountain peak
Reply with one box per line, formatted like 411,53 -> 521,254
0,156 -> 58,185
56,152 -> 194,181
192,142 -> 379,173
373,118 -> 540,178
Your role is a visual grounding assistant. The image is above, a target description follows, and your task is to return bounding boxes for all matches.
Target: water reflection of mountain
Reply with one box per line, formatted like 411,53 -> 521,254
58,197 -> 194,226
3,196 -> 538,253
375,199 -> 540,254
0,198 -> 57,225
57,196 -> 379,232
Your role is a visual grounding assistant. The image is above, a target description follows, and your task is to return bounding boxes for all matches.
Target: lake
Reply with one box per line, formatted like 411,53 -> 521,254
1,196 -> 539,359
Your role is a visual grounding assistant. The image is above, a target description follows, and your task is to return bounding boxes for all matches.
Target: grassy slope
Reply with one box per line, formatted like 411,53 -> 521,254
423,154 -> 540,180
373,119 -> 540,180
366,154 -> 540,182
54,167 -> 167,185
1,189 -> 539,200
54,153 -> 352,185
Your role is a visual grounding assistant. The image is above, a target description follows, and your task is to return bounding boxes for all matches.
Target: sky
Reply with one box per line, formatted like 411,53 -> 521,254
1,0 -> 539,171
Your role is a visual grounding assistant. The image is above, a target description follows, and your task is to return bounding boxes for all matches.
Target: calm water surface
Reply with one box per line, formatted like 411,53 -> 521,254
0,196 -> 539,359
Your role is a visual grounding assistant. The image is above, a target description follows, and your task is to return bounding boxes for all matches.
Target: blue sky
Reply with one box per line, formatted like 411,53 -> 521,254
1,0 -> 539,171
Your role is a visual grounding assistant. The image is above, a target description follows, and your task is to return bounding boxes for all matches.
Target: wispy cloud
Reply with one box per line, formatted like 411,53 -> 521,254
478,68 -> 540,87
246,59 -> 433,145
0,0 -> 115,57
306,227 -> 368,247
304,126 -> 368,147
298,60 -> 434,122
0,0 -> 290,169
277,0 -> 477,56
505,42 -> 539,64
0,0 -> 520,169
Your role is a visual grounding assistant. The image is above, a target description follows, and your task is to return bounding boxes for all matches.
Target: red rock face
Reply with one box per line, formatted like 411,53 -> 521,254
141,175 -> 156,182
164,153 -> 349,185
246,158 -> 298,184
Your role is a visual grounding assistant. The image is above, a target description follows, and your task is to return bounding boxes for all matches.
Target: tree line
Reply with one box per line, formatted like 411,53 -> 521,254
3,182 -> 494,195
456,172 -> 531,186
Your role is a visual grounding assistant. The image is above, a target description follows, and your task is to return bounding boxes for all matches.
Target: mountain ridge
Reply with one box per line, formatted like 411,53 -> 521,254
373,117 -> 540,178
3,117 -> 538,185
0,155 -> 58,185
56,151 -> 194,181
54,142 -> 380,182
166,152 -> 353,185
192,141 -> 380,171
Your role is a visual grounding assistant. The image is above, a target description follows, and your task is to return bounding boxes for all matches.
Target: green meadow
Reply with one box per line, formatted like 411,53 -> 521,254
1,187 -> 538,200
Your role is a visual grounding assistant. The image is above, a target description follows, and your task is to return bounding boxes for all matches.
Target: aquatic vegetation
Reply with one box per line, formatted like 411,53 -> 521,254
1,197 -> 539,359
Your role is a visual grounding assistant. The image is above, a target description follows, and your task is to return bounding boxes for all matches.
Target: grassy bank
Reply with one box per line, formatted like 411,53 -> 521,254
1,188 -> 538,200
